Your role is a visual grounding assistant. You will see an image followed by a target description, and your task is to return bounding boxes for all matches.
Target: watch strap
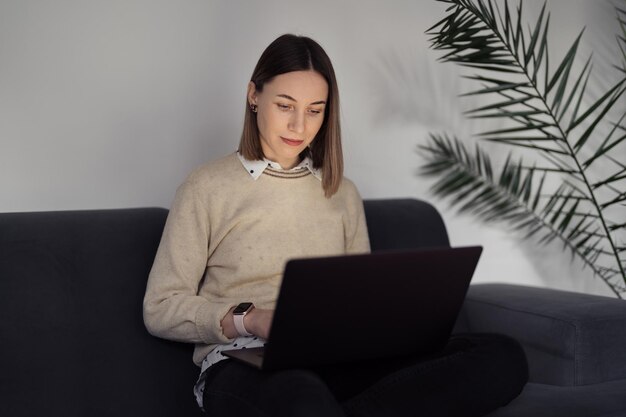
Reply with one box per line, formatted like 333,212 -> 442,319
233,305 -> 253,337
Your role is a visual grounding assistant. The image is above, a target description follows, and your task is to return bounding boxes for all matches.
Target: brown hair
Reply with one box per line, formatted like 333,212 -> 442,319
238,34 -> 343,198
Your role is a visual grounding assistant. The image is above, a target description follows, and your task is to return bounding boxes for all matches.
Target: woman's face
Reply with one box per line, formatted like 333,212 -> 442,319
248,70 -> 328,170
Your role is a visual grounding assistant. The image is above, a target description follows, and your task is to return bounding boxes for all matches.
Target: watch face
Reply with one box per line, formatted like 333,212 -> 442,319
233,302 -> 253,315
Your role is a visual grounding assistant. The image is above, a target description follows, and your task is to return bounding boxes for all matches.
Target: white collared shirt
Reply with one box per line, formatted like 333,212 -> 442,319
236,151 -> 322,181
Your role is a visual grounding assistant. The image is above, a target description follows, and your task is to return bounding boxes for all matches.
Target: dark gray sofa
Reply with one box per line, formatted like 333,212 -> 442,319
1,198 -> 625,416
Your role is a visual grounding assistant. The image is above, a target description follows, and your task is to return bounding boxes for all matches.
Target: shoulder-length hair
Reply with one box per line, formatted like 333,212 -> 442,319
238,34 -> 343,198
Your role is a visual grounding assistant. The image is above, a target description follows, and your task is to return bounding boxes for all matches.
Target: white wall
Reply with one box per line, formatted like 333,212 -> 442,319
1,0 -> 623,297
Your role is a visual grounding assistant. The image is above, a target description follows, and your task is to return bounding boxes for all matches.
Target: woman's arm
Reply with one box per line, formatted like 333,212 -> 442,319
143,176 -> 233,345
344,180 -> 371,254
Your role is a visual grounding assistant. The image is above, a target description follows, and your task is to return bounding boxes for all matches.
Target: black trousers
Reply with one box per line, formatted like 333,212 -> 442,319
201,333 -> 528,417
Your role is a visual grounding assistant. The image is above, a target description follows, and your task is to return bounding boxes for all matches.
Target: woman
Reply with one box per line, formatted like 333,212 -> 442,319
143,34 -> 528,417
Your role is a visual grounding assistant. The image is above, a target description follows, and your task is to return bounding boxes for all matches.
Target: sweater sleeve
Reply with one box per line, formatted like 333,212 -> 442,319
143,176 -> 233,345
344,180 -> 371,255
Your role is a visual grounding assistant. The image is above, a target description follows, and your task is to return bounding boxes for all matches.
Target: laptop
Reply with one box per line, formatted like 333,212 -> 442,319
222,245 -> 482,371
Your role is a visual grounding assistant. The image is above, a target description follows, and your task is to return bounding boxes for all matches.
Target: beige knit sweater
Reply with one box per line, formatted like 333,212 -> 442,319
143,152 -> 371,365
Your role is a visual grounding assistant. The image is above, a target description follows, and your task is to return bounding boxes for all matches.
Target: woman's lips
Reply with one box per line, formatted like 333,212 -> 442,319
281,137 -> 304,146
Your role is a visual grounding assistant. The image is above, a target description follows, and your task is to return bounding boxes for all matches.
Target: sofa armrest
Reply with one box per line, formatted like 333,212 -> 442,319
455,283 -> 626,386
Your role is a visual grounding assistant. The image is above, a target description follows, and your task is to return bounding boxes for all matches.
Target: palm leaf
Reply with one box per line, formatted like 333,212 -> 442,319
423,0 -> 626,297
419,135 -> 623,296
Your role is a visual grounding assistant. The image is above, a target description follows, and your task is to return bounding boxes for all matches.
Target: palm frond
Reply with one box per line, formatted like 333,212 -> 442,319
584,112 -> 626,169
423,0 -> 626,297
419,135 -> 623,298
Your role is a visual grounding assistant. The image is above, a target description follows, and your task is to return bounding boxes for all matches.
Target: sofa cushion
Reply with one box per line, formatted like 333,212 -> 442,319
458,283 -> 626,386
485,380 -> 626,417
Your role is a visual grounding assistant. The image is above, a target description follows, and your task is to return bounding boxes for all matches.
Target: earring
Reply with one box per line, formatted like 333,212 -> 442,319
250,104 -> 258,113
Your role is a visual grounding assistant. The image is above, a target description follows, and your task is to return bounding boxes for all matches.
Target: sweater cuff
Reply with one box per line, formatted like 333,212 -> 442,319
195,301 -> 234,344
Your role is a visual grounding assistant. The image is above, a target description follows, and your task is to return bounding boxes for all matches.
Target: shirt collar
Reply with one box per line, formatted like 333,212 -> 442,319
237,151 -> 322,181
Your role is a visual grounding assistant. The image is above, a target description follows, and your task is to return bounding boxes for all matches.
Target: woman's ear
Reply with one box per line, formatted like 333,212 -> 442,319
247,81 -> 257,106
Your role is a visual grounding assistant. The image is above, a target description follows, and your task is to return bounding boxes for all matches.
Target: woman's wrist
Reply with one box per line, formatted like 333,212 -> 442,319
231,303 -> 254,336
221,306 -> 271,339
243,307 -> 258,335
221,305 -> 258,338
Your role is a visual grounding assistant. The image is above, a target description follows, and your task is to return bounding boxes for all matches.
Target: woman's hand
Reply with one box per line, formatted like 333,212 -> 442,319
245,308 -> 274,340
221,306 -> 274,340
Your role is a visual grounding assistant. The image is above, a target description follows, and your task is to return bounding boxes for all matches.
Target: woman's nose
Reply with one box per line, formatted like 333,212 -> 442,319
288,111 -> 305,134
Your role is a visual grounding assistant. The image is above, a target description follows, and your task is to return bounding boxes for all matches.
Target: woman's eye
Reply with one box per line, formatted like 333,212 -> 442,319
309,109 -> 322,115
277,104 -> 291,111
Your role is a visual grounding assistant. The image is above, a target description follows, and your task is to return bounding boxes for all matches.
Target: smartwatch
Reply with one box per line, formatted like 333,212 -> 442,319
233,302 -> 255,337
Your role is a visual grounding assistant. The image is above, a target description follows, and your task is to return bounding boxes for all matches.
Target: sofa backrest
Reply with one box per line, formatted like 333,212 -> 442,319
0,208 -> 203,417
0,198 -> 448,417
363,198 -> 449,251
